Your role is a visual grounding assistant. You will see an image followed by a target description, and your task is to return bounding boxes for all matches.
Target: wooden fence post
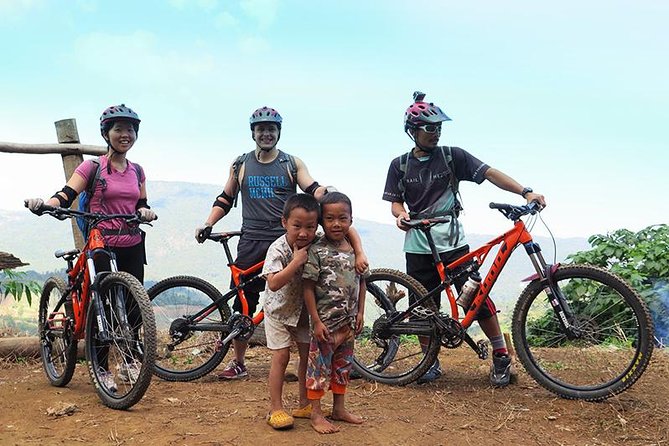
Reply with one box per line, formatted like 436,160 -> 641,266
54,119 -> 85,250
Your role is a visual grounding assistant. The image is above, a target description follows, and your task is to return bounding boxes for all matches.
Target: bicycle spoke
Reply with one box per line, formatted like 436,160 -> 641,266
353,269 -> 439,386
148,276 -> 230,381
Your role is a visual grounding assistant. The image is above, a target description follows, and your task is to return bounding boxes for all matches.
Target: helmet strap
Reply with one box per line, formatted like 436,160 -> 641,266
406,128 -> 434,153
252,129 -> 281,156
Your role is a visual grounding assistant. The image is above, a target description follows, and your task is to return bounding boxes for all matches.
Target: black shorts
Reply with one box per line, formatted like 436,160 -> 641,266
405,245 -> 497,321
94,240 -> 146,284
230,237 -> 273,315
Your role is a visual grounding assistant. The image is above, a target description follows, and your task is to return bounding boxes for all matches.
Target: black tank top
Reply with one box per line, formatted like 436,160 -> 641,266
240,150 -> 296,241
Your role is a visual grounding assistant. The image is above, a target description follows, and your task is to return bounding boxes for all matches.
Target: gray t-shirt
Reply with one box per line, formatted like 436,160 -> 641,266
240,150 -> 297,241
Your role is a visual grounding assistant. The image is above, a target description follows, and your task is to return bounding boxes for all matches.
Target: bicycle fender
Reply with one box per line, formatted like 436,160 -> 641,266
521,263 -> 560,282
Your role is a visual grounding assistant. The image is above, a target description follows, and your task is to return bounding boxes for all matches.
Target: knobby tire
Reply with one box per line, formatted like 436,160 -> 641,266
85,272 -> 156,410
38,276 -> 77,387
512,264 -> 653,401
353,268 -> 441,386
148,275 -> 231,381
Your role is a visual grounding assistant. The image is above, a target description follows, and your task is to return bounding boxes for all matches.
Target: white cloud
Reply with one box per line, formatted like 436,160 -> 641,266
238,35 -> 270,53
169,0 -> 218,11
72,31 -> 217,87
76,0 -> 97,13
214,11 -> 239,28
0,0 -> 42,17
240,0 -> 278,28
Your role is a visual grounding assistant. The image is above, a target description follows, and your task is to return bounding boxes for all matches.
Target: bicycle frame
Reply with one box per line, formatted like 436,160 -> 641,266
188,231 -> 266,331
393,215 -> 552,334
49,221 -> 129,344
65,227 -> 119,337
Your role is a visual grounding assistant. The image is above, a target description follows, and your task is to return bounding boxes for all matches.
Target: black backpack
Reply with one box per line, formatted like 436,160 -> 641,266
398,146 -> 462,212
76,157 -> 143,238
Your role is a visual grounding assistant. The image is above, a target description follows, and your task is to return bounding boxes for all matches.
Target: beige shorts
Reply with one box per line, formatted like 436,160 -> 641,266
264,310 -> 310,350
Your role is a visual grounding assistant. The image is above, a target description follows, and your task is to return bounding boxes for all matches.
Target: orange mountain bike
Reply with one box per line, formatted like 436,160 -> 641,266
354,202 -> 654,401
30,204 -> 157,409
148,231 -> 264,381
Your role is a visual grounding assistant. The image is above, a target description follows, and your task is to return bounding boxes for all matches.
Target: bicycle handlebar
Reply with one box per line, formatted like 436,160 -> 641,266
399,215 -> 452,229
27,203 -> 154,226
206,231 -> 243,243
489,201 -> 542,221
400,201 -> 542,229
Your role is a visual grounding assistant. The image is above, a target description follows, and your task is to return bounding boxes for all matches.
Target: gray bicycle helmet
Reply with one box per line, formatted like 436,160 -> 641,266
250,106 -> 282,130
100,104 -> 141,134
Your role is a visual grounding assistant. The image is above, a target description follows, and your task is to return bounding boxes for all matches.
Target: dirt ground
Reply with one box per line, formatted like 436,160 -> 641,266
1,347 -> 668,446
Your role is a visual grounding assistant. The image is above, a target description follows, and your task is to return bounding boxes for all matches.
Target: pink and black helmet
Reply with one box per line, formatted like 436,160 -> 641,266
100,104 -> 141,134
403,91 -> 451,131
250,106 -> 282,130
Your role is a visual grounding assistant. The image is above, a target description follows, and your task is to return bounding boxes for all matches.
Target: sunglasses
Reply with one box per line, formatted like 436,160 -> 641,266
418,124 -> 442,134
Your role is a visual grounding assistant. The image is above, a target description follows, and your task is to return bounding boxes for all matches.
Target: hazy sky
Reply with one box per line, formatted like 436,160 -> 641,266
1,0 -> 667,238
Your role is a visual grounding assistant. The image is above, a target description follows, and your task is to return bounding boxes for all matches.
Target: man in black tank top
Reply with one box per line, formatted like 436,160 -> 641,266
195,106 -> 368,380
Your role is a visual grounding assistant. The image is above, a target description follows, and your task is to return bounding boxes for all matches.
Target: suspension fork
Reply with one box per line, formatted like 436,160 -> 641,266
88,250 -> 129,343
524,242 -> 580,338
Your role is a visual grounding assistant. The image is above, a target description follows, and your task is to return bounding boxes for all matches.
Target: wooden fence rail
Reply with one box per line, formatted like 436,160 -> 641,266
0,142 -> 105,155
0,119 -> 107,249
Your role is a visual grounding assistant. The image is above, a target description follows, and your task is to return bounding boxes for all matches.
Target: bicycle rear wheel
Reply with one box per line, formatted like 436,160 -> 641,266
85,272 -> 156,410
148,276 -> 231,381
353,268 -> 441,386
512,264 -> 654,401
38,276 -> 77,387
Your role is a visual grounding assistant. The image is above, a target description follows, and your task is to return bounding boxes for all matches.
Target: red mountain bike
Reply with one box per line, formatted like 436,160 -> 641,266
354,202 -> 654,401
148,231 -> 264,381
31,204 -> 156,409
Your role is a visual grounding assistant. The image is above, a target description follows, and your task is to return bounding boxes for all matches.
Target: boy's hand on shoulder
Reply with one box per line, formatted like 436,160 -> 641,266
354,252 -> 369,274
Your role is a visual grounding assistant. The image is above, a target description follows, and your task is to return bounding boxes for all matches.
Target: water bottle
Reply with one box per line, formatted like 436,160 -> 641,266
457,272 -> 482,311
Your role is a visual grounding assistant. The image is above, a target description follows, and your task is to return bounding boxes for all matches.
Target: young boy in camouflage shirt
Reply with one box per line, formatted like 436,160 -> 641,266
302,192 -> 370,434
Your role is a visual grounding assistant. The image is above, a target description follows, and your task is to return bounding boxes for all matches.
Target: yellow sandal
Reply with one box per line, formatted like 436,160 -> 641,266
291,405 -> 332,419
267,410 -> 294,430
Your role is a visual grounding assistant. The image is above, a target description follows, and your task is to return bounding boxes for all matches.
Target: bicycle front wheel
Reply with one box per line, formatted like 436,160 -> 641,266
512,264 -> 654,401
353,268 -> 441,386
38,276 -> 77,387
85,272 -> 156,410
148,276 -> 231,381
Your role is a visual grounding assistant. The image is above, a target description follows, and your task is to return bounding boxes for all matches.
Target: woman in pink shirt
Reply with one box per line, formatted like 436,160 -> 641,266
26,104 -> 157,281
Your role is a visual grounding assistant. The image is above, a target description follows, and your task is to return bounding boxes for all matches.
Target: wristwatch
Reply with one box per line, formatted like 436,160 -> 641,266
520,187 -> 533,198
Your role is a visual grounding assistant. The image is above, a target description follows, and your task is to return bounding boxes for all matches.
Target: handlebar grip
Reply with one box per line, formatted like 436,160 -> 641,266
197,225 -> 213,243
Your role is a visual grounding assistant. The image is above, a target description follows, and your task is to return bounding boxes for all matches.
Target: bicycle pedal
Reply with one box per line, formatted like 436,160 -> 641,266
47,312 -> 67,329
476,339 -> 489,360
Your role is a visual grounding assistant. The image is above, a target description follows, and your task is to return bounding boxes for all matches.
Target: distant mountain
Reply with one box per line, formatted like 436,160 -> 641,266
1,180 -> 590,307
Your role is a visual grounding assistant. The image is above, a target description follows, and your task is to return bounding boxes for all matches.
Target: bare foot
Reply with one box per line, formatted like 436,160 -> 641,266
331,409 -> 364,424
311,413 -> 340,434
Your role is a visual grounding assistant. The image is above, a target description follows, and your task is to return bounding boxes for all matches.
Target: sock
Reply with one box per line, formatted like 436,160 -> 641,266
490,335 -> 508,356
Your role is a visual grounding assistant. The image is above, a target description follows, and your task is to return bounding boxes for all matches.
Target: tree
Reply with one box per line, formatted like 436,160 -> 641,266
0,269 -> 42,306
567,224 -> 669,345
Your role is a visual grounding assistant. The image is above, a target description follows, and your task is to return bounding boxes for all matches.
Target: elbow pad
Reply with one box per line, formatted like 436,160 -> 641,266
213,190 -> 235,213
136,198 -> 150,210
51,185 -> 77,208
304,181 -> 320,196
